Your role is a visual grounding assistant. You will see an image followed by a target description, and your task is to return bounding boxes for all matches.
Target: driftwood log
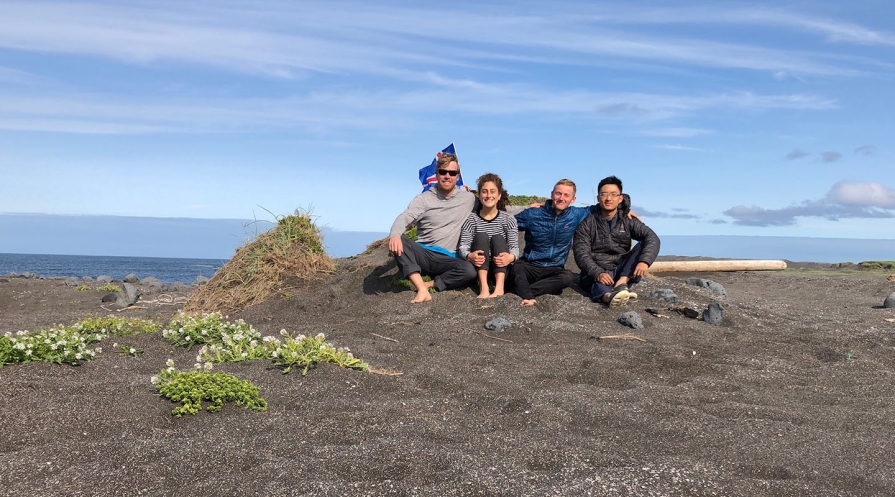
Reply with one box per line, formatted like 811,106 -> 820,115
649,260 -> 787,273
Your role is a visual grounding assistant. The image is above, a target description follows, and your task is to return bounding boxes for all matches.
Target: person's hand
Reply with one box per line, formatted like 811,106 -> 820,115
468,250 -> 486,266
529,203 -> 543,208
627,210 -> 642,222
388,236 -> 403,256
598,272 -> 614,286
492,252 -> 514,268
633,262 -> 649,277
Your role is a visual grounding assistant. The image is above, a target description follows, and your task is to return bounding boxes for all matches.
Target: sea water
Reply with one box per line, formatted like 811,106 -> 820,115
0,253 -> 225,284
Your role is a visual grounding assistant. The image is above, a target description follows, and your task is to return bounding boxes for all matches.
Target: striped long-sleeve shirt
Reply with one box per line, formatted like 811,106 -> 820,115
458,211 -> 520,260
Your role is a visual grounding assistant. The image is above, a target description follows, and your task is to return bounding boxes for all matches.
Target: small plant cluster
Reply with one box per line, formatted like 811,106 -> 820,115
390,274 -> 436,293
97,284 -> 121,293
151,360 -> 268,417
113,342 -> 143,357
0,315 -> 159,367
508,194 -> 547,206
76,284 -> 91,291
163,311 -> 369,375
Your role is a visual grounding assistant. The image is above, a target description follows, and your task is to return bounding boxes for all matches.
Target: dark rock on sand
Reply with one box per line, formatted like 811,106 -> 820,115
140,276 -> 163,288
686,278 -> 727,297
123,273 -> 139,283
64,277 -> 79,287
484,317 -> 512,332
0,278 -> 8,283
96,275 -> 113,284
101,293 -> 117,303
703,302 -> 725,325
167,282 -> 190,292
884,292 -> 895,309
618,311 -> 643,329
116,282 -> 141,307
194,275 -> 209,285
22,272 -> 37,279
648,288 -> 679,303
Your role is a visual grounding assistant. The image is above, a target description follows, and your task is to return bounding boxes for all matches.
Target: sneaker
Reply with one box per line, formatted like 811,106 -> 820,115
608,287 -> 632,308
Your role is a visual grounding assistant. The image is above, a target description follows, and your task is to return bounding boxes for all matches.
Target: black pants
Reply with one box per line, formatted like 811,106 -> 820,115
471,232 -> 509,274
394,235 -> 476,291
507,259 -> 574,300
579,243 -> 644,302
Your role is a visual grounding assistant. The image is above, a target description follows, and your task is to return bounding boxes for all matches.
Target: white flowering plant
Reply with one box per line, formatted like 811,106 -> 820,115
151,360 -> 268,417
162,311 -> 256,349
0,315 -> 159,367
269,331 -> 369,375
113,342 -> 143,357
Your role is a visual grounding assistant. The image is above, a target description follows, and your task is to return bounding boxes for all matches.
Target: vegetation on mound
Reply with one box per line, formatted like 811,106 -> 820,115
184,210 -> 335,314
508,194 -> 547,205
859,260 -> 895,271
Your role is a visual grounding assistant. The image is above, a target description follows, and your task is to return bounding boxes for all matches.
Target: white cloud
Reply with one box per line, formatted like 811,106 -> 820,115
827,181 -> 895,208
640,127 -> 713,137
655,144 -> 706,152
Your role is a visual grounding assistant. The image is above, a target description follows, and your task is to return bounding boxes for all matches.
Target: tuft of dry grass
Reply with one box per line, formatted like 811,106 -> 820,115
184,211 -> 334,314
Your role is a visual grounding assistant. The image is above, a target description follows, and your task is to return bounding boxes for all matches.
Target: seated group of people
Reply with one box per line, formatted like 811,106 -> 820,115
387,152 -> 661,307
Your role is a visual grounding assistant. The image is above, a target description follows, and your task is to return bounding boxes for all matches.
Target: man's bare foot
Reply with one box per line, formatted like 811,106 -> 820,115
410,290 -> 432,303
487,288 -> 505,298
521,299 -> 536,306
477,291 -> 491,299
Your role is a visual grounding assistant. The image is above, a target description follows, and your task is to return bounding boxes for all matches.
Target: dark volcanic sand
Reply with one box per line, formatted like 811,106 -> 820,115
2,250 -> 895,496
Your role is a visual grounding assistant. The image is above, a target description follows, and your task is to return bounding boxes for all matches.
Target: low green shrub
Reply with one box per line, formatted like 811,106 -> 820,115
97,284 -> 120,293
76,284 -> 91,291
269,331 -> 369,375
151,360 -> 267,417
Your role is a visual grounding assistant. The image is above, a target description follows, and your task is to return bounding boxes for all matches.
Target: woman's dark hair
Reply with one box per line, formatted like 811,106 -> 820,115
476,173 -> 509,212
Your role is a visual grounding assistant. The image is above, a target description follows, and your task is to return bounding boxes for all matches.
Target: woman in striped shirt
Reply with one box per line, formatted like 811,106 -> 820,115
458,173 -> 520,299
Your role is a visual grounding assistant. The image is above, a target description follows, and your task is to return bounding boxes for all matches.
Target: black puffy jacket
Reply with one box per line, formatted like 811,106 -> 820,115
572,212 -> 660,279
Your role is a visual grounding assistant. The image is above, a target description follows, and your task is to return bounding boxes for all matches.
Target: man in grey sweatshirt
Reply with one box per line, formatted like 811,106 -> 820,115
388,153 -> 476,303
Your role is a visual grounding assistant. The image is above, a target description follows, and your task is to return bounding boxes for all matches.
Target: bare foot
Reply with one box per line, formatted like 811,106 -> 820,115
521,299 -> 536,306
488,288 -> 504,298
477,291 -> 491,299
410,290 -> 432,304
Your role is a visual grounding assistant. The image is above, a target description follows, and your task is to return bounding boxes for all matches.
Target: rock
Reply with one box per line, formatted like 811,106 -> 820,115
96,275 -> 113,284
685,278 -> 727,297
884,292 -> 895,309
0,278 -> 9,283
101,293 -> 117,303
647,288 -> 679,303
22,272 -> 37,279
7,272 -> 18,277
81,276 -> 94,283
703,302 -> 725,325
64,277 -> 80,286
194,275 -> 209,285
167,282 -> 190,292
123,273 -> 139,283
617,311 -> 643,329
888,274 -> 895,282
140,276 -> 163,288
484,317 -> 512,332
116,282 -> 141,307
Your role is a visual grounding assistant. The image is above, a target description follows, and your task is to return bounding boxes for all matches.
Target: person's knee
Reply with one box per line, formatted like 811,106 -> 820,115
460,261 -> 477,280
559,271 -> 574,287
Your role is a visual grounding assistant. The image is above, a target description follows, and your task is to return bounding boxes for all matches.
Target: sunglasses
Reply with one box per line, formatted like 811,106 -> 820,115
437,169 -> 460,177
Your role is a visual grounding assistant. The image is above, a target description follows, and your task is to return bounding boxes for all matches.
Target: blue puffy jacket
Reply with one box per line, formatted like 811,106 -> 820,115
515,196 -> 630,268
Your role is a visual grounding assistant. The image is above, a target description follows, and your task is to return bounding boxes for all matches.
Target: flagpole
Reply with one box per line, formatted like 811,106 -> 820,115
453,142 -> 466,189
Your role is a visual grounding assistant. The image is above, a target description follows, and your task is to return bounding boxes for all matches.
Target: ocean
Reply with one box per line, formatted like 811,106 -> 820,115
0,253 -> 225,284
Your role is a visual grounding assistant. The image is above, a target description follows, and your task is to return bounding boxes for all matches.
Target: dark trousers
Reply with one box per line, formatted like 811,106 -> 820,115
507,259 -> 574,300
471,232 -> 509,274
394,235 -> 476,291
579,243 -> 644,302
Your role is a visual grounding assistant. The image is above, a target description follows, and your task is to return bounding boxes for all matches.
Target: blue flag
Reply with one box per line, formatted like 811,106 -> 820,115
419,143 -> 464,192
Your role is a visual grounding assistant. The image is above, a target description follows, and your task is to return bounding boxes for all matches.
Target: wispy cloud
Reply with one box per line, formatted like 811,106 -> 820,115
724,181 -> 895,226
854,145 -> 876,156
639,127 -> 713,137
786,149 -> 810,160
821,151 -> 842,163
655,144 -> 706,151
633,206 -> 700,219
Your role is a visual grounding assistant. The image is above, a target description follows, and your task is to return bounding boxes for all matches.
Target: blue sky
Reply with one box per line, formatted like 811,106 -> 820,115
0,0 -> 893,239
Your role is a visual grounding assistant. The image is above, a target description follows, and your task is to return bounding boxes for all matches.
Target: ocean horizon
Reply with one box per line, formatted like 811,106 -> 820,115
1,235 -> 892,283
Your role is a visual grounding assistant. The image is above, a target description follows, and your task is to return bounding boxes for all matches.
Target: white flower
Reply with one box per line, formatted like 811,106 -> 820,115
194,363 -> 202,370
279,329 -> 289,337
150,376 -> 158,385
25,350 -> 32,356
95,347 -> 102,353
166,359 -> 175,367
166,366 -> 175,373
129,348 -> 136,354
75,353 -> 82,360
203,362 -> 213,372
315,333 -> 325,340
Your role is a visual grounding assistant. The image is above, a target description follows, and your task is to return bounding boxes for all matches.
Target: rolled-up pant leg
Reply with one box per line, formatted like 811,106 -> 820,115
394,235 -> 475,291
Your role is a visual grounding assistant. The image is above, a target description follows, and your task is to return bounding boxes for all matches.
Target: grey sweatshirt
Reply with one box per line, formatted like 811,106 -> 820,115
389,187 -> 476,254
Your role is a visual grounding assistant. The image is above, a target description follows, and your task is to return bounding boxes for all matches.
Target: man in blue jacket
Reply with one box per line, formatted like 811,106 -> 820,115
511,179 -> 631,306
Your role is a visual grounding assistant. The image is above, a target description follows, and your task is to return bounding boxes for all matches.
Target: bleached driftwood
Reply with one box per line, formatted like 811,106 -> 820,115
649,260 -> 787,273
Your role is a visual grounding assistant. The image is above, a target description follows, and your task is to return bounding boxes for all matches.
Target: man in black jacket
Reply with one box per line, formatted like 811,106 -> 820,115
573,176 -> 660,307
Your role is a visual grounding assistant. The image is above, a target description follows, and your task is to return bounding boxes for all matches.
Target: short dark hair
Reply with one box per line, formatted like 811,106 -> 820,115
598,175 -> 623,193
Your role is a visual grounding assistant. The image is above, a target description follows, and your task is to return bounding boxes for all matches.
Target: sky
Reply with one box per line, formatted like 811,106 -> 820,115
0,0 -> 893,240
